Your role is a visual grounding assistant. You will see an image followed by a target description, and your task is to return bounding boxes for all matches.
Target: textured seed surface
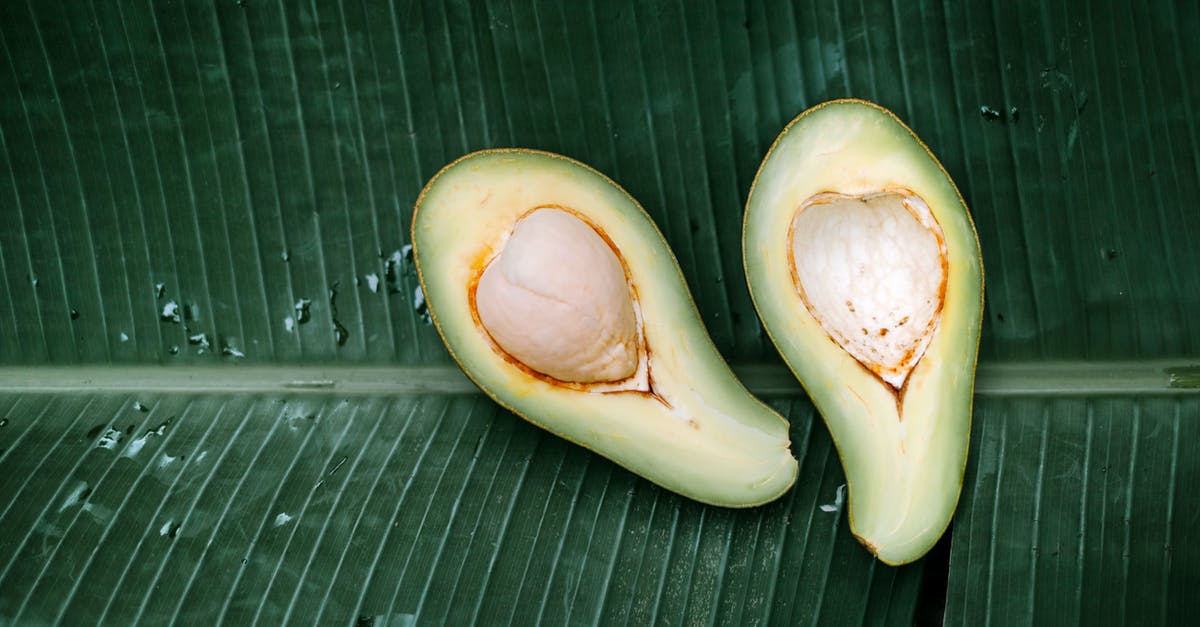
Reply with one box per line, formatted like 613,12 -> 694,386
790,191 -> 947,388
476,208 -> 639,383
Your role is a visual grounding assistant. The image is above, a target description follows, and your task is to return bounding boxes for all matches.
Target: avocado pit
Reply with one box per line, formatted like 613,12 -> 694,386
474,207 -> 650,390
788,189 -> 948,392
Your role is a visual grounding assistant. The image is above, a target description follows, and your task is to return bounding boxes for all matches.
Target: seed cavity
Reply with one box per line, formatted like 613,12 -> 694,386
789,189 -> 948,390
474,207 -> 641,384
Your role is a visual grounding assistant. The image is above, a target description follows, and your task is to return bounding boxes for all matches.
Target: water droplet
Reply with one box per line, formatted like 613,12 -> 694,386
1101,247 -> 1119,261
980,105 -> 1003,121
819,483 -> 847,513
221,340 -> 246,358
333,81 -> 341,90
329,282 -> 350,346
365,273 -> 380,293
0,418 -> 8,427
161,301 -> 181,323
30,275 -> 39,288
413,286 -> 431,324
281,248 -> 291,262
184,303 -> 200,322
70,308 -> 80,320
1008,106 -> 1020,122
284,316 -> 295,332
294,298 -> 312,324
58,481 -> 89,512
168,345 -> 180,355
96,427 -> 123,449
382,250 -> 404,294
155,282 -> 166,299
133,401 -> 150,412
160,519 -> 181,538
119,331 -> 130,342
123,431 -> 150,458
402,243 -> 413,263
273,512 -> 293,527
188,332 -> 211,349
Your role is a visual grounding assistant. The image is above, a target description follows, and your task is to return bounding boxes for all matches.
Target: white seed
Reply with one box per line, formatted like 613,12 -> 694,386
791,191 -> 946,388
476,208 -> 639,383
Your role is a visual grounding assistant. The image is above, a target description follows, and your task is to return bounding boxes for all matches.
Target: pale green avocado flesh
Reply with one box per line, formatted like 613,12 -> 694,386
413,149 -> 797,508
743,100 -> 984,564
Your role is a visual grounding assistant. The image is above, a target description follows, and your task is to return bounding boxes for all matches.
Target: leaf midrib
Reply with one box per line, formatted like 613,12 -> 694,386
0,361 -> 1195,397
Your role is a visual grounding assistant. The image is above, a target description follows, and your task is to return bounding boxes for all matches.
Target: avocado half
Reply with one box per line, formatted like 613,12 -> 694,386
413,149 -> 797,507
743,100 -> 984,564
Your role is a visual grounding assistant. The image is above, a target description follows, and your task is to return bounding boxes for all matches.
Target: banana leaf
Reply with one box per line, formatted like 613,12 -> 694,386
0,0 -> 1196,624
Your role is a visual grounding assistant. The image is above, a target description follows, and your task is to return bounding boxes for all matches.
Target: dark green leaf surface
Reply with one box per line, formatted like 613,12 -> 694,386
0,0 -> 1197,624
0,392 -> 918,625
947,397 -> 1199,625
1,0 -> 1198,366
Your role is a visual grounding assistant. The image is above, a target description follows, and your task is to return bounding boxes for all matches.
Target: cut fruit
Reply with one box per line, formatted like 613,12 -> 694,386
413,149 -> 797,507
743,100 -> 984,564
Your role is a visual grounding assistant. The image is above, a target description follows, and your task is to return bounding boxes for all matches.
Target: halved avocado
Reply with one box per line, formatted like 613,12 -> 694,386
743,100 -> 984,563
413,149 -> 797,507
